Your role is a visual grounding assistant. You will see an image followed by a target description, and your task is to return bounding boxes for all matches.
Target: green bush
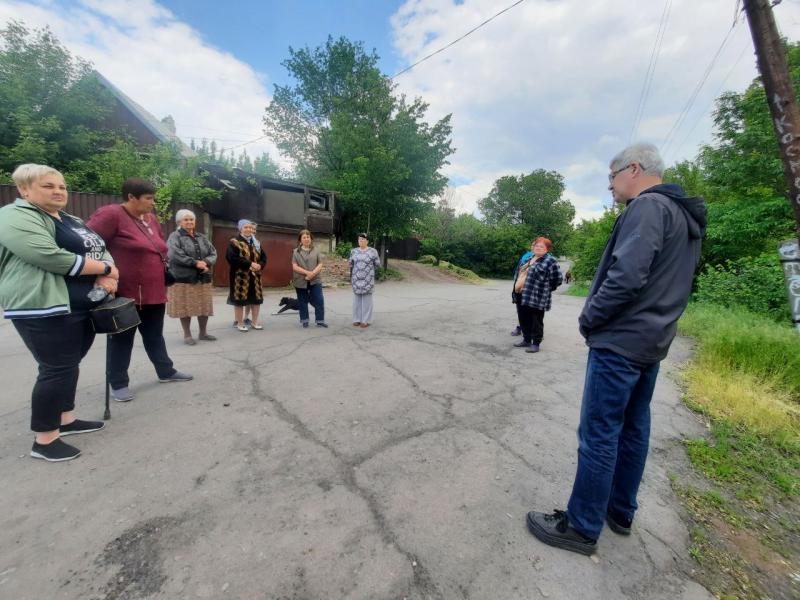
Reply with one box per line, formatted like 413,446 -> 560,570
335,242 -> 353,259
376,266 -> 402,281
693,253 -> 789,322
566,207 -> 619,282
417,254 -> 437,265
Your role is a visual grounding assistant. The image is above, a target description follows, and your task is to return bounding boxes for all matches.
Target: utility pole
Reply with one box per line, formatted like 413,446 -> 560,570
744,0 -> 800,330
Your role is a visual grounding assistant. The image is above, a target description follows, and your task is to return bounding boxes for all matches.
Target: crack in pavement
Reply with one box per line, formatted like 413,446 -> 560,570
229,353 -> 446,600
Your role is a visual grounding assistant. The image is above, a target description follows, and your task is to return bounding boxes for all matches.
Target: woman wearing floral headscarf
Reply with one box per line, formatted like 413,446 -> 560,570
226,219 -> 266,332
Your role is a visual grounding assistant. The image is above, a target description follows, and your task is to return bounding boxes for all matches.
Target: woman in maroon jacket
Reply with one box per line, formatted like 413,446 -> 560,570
87,178 -> 193,402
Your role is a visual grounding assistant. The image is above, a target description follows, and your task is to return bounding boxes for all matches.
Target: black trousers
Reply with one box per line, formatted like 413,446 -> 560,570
516,303 -> 545,344
13,311 -> 96,432
107,303 -> 174,390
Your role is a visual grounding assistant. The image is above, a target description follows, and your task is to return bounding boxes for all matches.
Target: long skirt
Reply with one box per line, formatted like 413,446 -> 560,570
352,292 -> 374,324
167,282 -> 214,318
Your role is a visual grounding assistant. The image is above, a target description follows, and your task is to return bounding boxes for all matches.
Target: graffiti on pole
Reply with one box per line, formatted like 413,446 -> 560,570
778,239 -> 800,331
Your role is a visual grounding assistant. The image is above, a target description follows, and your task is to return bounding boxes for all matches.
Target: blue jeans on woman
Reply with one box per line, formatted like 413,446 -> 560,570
566,348 -> 660,540
296,284 -> 325,324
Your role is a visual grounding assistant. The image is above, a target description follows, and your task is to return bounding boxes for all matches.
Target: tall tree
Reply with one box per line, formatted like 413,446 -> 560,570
263,36 -> 453,239
0,20 -> 114,173
478,169 -> 575,250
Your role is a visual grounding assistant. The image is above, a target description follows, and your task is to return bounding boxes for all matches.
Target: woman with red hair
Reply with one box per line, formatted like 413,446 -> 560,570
513,237 -> 563,353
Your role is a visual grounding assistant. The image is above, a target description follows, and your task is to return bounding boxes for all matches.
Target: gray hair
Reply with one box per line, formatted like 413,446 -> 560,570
610,143 -> 664,177
175,209 -> 196,224
12,163 -> 64,188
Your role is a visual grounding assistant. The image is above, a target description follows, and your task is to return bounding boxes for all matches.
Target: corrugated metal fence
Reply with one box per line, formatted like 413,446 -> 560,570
0,185 -> 204,236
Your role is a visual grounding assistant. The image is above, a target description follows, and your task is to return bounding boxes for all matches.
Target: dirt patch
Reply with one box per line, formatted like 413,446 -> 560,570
93,514 -> 196,599
389,259 -> 475,283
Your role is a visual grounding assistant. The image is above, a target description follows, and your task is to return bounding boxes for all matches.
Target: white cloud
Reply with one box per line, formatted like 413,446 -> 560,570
390,0 -> 800,218
0,0 -> 279,162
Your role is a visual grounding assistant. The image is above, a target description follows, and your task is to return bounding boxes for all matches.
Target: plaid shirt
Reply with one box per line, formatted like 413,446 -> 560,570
519,254 -> 563,311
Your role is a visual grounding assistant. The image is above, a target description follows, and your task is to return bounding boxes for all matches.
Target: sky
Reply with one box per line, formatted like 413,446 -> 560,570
3,0 -> 800,221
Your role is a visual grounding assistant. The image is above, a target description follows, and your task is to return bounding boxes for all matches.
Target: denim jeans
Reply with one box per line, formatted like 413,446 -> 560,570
108,303 -> 175,389
566,348 -> 660,540
296,284 -> 325,323
13,311 -> 96,431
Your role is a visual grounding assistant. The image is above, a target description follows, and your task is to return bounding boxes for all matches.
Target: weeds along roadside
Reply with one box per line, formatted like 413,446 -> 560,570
675,303 -> 799,600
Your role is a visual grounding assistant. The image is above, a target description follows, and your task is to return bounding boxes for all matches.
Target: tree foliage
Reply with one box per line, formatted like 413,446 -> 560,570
565,205 -> 622,282
0,21 -> 220,218
478,169 -> 575,249
263,36 -> 453,240
0,20 -> 113,173
190,138 -> 283,178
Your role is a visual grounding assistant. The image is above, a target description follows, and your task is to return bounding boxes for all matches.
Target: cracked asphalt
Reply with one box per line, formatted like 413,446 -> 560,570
0,279 -> 713,600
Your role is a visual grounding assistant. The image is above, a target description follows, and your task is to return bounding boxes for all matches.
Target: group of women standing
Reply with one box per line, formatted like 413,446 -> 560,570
0,165 -> 383,463
0,166 -> 194,461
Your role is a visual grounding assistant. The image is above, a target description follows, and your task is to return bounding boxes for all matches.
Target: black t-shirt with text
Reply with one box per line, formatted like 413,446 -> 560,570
49,213 -> 108,311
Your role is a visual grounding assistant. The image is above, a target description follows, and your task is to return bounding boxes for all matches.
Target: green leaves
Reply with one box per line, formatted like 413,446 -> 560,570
477,169 -> 575,249
0,20 -> 113,173
263,36 -> 453,240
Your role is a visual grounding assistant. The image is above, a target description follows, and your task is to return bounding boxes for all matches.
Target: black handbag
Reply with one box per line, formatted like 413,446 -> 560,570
164,261 -> 177,286
90,296 -> 141,334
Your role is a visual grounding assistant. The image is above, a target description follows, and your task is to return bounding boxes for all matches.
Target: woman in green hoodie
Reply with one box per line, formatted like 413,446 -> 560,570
0,164 -> 119,462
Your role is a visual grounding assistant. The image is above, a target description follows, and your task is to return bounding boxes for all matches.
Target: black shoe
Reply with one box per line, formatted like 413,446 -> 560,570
606,509 -> 632,536
511,327 -> 522,336
526,510 -> 597,556
513,340 -> 531,348
159,370 -> 193,383
525,344 -> 541,353
302,322 -> 309,328
316,322 -> 328,328
59,419 -> 105,437
31,438 -> 81,462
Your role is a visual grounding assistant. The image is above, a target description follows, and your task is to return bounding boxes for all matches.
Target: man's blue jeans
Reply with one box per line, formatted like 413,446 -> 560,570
296,284 -> 325,323
566,348 -> 660,540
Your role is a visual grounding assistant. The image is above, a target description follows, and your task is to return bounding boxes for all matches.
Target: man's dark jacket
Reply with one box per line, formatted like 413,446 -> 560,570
579,183 -> 707,364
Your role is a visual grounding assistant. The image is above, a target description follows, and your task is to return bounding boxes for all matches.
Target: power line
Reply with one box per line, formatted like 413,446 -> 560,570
669,39 -> 751,160
391,0 -> 528,79
187,1 -> 529,152
661,21 -> 738,156
630,0 -> 672,142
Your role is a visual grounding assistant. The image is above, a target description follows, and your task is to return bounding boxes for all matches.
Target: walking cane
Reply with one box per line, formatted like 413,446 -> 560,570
103,334 -> 111,420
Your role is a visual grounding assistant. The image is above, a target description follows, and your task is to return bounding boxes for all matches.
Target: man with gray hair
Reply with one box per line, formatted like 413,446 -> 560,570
526,142 -> 707,555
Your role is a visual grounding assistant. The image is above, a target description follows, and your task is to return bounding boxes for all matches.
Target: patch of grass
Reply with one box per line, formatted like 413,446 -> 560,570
565,281 -> 590,297
376,266 -> 403,282
417,254 -> 437,265
437,260 -> 482,282
685,422 -> 799,502
679,303 -> 800,399
675,301 -> 800,599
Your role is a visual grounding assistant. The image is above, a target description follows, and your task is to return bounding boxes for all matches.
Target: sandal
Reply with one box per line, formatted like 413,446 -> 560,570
198,334 -> 217,341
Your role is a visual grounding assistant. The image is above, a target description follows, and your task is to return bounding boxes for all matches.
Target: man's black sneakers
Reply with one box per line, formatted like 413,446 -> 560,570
31,438 -> 81,462
526,510 -> 597,556
606,509 -> 633,535
59,419 -> 105,436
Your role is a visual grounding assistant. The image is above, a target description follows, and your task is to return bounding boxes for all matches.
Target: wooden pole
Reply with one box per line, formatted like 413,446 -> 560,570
743,0 -> 800,238
744,0 -> 800,329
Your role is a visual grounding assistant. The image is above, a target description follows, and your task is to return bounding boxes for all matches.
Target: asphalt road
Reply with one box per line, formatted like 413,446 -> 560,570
0,280 -> 712,600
